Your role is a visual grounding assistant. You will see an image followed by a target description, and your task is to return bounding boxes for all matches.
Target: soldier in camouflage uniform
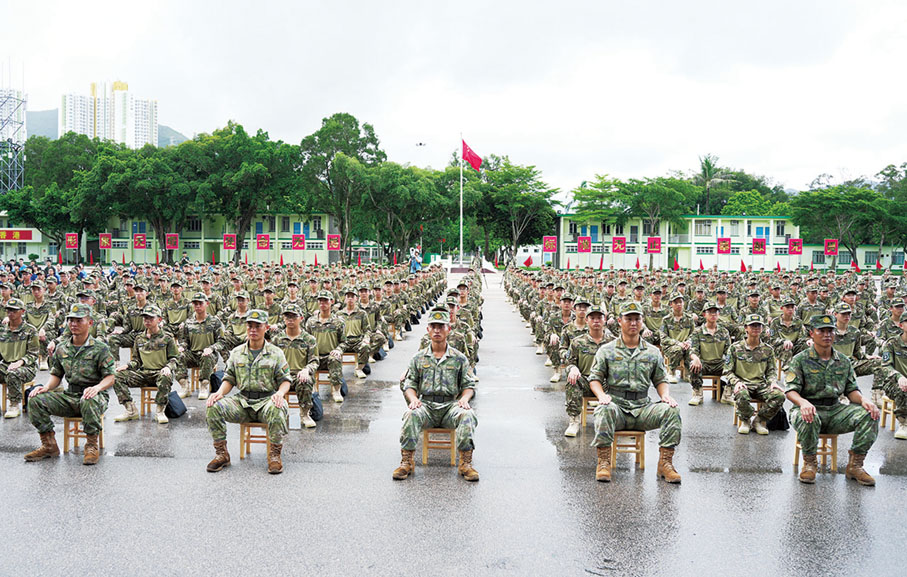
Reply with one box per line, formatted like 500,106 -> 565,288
162,280 -> 191,337
768,297 -> 807,372
876,301 -> 904,349
178,292 -> 225,401
724,315 -> 785,435
563,304 -> 612,437
108,283 -> 152,353
25,281 -> 55,370
220,290 -> 252,359
831,302 -> 883,402
392,308 -> 479,482
877,314 -> 907,439
305,291 -> 347,403
659,292 -> 695,386
337,287 -> 371,379
273,304 -> 320,429
24,303 -> 116,465
558,296 -> 590,381
112,305 -> 180,424
0,298 -> 39,418
359,285 -> 388,363
797,287 -> 826,327
641,287 -> 667,347
786,314 -> 879,485
545,293 -> 575,382
587,301 -> 682,484
206,309 -> 291,475
689,302 -> 732,406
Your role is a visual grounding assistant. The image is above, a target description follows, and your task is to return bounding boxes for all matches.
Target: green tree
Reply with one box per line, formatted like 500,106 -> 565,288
721,189 -> 771,216
875,163 -> 907,264
619,177 -> 698,269
695,154 -> 732,214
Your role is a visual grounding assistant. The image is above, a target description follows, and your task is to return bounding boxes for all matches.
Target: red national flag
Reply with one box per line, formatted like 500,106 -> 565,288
122,253 -> 126,265
462,140 -> 482,172
854,261 -> 861,273
155,251 -> 159,265
776,261 -> 781,272
673,258 -> 679,271
810,261 -> 814,271
89,251 -> 93,265
876,259 -> 882,270
314,254 -> 318,267
635,257 -> 640,270
280,254 -> 284,266
495,255 -> 498,268
523,255 -> 532,267
740,259 -> 747,273
698,259 -> 704,271
567,258 -> 570,270
212,252 -> 216,265
393,253 -> 397,265
357,252 -> 361,267
58,250 -> 62,265
599,254 -> 604,270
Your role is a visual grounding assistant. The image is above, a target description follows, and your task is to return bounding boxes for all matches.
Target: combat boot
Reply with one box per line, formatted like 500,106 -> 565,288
362,363 -> 371,375
206,441 -> 230,472
895,417 -> 907,441
177,378 -> 189,399
845,451 -> 875,486
392,449 -> 416,480
564,415 -> 581,438
458,450 -> 480,481
4,405 -> 21,419
113,401 -> 139,422
666,370 -> 678,384
799,454 -> 817,483
300,404 -> 316,429
737,416 -> 751,434
83,434 -> 100,465
535,343 -> 544,355
155,405 -> 169,424
549,368 -> 562,383
198,380 -> 210,401
595,446 -> 612,482
544,357 -> 553,367
331,384 -> 344,403
688,387 -> 703,406
752,417 -> 769,435
39,356 -> 49,371
267,443 -> 283,474
657,447 -> 682,483
720,386 -> 735,405
355,366 -> 367,379
24,431 -> 60,462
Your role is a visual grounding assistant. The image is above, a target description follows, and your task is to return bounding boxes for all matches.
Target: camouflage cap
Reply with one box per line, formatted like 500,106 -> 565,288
426,308 -> 450,325
45,276 -> 58,284
133,283 -> 147,292
316,290 -> 334,301
76,289 -> 96,299
246,309 -> 269,324
703,301 -> 720,311
619,301 -> 644,316
834,302 -> 852,313
190,291 -> 209,302
141,305 -> 162,317
560,293 -> 575,302
573,296 -> 592,307
842,287 -> 857,295
744,314 -> 765,326
65,303 -> 93,319
282,303 -> 303,317
123,276 -> 135,285
5,297 -> 25,310
747,289 -> 761,297
809,314 -> 835,329
30,280 -> 46,289
781,297 -> 797,307
668,292 -> 684,302
170,279 -> 183,287
892,300 -> 905,308
263,286 -> 275,293
343,286 -> 358,296
445,297 -> 459,306
234,290 -> 250,300
586,304 -> 606,317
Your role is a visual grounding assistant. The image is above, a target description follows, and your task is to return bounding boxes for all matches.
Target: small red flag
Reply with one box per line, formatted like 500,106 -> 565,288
58,250 -> 62,265
740,259 -> 747,273
357,252 -> 361,267
854,261 -> 861,273
393,253 -> 397,265
699,259 -> 704,271
495,255 -> 499,268
314,254 -> 318,267
776,261 -> 781,272
155,251 -> 159,265
810,261 -> 814,271
876,259 -> 882,270
89,251 -> 93,265
635,257 -> 640,270
462,140 -> 482,172
212,251 -> 216,265
523,255 -> 532,267
599,254 -> 604,270
280,254 -> 284,266
245,252 -> 248,265
672,258 -> 679,271
567,258 -> 570,270
122,253 -> 126,265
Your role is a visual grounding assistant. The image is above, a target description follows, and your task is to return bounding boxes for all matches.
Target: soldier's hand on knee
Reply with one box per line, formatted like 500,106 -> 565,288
271,392 -> 284,408
298,369 -> 311,383
733,382 -> 746,394
862,398 -> 880,419
408,398 -> 422,410
8,360 -> 23,371
115,364 -> 128,372
30,385 -> 48,398
202,347 -> 213,357
660,394 -> 678,407
783,340 -> 793,350
329,349 -> 342,361
800,401 -> 816,423
597,393 -> 612,405
899,376 -> 907,392
82,385 -> 99,400
567,367 -> 581,384
206,391 -> 223,407
549,334 -> 559,346
690,358 -> 702,372
161,367 -> 172,378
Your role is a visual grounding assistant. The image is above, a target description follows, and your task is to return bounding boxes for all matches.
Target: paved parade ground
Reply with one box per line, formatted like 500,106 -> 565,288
1,270 -> 905,577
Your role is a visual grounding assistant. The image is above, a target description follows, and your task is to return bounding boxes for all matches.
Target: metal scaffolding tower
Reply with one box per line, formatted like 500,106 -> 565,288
0,89 -> 26,194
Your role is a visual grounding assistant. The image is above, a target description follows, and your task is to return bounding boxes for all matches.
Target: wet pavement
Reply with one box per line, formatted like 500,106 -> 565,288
1,273 -> 906,576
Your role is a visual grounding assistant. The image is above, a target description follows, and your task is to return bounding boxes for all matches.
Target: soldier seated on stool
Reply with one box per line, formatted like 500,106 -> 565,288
0,298 -> 39,419
205,309 -> 291,474
877,313 -> 907,439
393,308 -> 479,482
689,301 -> 732,406
587,301 -> 682,484
724,314 -> 785,435
786,314 -> 880,485
563,304 -> 612,437
178,292 -> 225,401
25,303 -> 116,465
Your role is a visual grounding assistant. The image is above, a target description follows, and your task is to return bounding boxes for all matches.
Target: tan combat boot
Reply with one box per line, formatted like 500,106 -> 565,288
595,446 -> 612,482
799,454 -> 817,483
198,380 -> 210,401
895,417 -> 907,441
666,370 -> 678,384
177,378 -> 189,398
564,415 -> 581,437
737,416 -> 751,434
267,443 -> 283,474
392,449 -> 416,480
458,450 -> 480,482
113,401 -> 139,422
657,447 -> 682,483
206,440 -> 230,472
549,368 -> 562,383
300,404 -> 316,429
845,451 -> 875,486
752,417 -> 769,435
720,386 -> 735,405
83,434 -> 100,465
155,405 -> 169,424
24,431 -> 60,462
331,384 -> 344,403
688,387 -> 703,406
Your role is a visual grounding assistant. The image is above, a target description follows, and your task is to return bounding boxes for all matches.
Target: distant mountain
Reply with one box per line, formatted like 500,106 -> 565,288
158,125 -> 188,147
26,109 -> 58,139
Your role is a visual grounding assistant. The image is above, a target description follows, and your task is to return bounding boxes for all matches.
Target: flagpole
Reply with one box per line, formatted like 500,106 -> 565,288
459,133 -> 464,267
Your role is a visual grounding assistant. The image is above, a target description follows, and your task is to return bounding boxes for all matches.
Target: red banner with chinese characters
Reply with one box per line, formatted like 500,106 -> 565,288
291,234 -> 306,250
542,236 -> 557,253
165,233 -> 179,250
577,236 -> 591,253
256,234 -> 270,250
0,230 -> 33,241
223,234 -> 236,250
612,237 -> 626,253
98,233 -> 112,249
327,235 -> 341,251
647,237 -> 661,253
133,234 -> 146,249
65,233 -> 79,249
788,238 -> 803,255
752,238 -> 767,255
824,239 -> 838,256
717,238 -> 731,254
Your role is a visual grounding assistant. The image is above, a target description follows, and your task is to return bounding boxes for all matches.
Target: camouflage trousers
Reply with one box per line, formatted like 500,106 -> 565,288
879,373 -> 907,419
316,354 -> 343,387
113,368 -> 173,408
346,335 -> 371,366
662,343 -> 691,375
565,375 -> 593,417
206,396 -> 288,445
107,331 -> 138,352
181,349 -> 217,382
851,358 -> 883,390
790,403 -> 878,455
28,389 -> 109,435
220,334 -> 245,362
689,359 -> 724,390
592,401 -> 682,448
862,332 -> 878,356
0,362 -> 37,404
548,335 -> 561,366
400,401 -> 477,451
643,332 -> 661,347
293,374 -> 314,408
369,330 -> 388,357
734,383 -> 785,421
773,342 -> 808,371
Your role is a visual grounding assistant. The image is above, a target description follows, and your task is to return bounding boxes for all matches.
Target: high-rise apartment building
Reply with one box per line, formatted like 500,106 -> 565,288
60,81 -> 158,148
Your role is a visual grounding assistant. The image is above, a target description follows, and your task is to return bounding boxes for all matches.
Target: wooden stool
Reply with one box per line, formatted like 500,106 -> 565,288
140,387 -> 157,416
422,428 -> 456,465
1,381 -> 31,413
701,375 -> 721,400
189,367 -> 200,394
580,397 -> 598,428
63,417 -> 105,453
777,359 -> 783,381
794,433 -> 838,471
239,422 -> 270,459
733,400 -> 764,426
285,389 -> 300,410
389,323 -> 396,341
611,430 -> 645,470
341,352 -> 357,367
880,396 -> 895,432
313,370 -> 331,392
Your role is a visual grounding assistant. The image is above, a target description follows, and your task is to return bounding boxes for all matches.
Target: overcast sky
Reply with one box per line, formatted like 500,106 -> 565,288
2,0 -> 906,194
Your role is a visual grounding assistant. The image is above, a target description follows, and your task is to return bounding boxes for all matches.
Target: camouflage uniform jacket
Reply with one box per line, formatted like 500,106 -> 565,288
559,321 -> 589,361
565,332 -> 613,377
401,345 -> 475,402
50,335 -> 116,394
127,330 -> 180,373
785,346 -> 858,401
879,335 -> 907,381
724,340 -> 776,387
222,341 -> 291,409
305,314 -> 347,355
768,317 -> 806,349
660,313 -> 695,348
588,337 -> 667,413
24,300 -> 54,332
272,329 -> 319,374
690,324 -> 732,363
832,325 -> 867,360
0,321 -> 39,366
179,315 -> 226,354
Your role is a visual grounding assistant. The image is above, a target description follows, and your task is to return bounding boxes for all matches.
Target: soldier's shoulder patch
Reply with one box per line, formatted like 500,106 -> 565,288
882,351 -> 891,362
786,371 -> 797,383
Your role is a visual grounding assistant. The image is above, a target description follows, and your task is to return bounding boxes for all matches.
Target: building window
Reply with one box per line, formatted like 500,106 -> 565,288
696,246 -> 714,255
893,252 -> 905,266
615,224 -> 624,236
281,241 -> 292,250
602,223 -> 611,235
281,216 -> 290,233
266,216 -> 276,233
629,225 -> 639,243
730,247 -> 741,255
747,221 -> 752,237
643,220 -> 652,236
184,241 -> 200,249
242,242 -> 249,250
864,251 -> 878,265
775,221 -> 785,237
307,242 -> 324,250
566,245 -> 577,254
837,252 -> 852,265
48,242 -> 58,255
17,242 -> 27,255
312,216 -> 322,231
186,217 -> 201,232
590,225 -> 599,243
774,247 -> 788,256
812,251 -> 825,265
568,221 -> 577,235
112,241 -> 128,249
695,220 -> 712,236
729,220 -> 740,236
626,246 -> 636,254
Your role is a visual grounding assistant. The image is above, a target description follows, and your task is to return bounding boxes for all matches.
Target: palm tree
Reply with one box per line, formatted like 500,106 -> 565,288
697,154 -> 731,214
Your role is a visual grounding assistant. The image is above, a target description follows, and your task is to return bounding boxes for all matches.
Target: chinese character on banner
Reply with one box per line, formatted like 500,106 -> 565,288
612,237 -> 626,253
291,234 -> 306,250
542,236 -> 557,253
223,234 -> 236,250
256,234 -> 270,250
752,238 -> 767,255
165,233 -> 179,250
717,238 -> 731,254
577,236 -> 591,253
788,238 -> 803,255
99,233 -> 112,249
65,233 -> 79,249
824,239 -> 838,256
327,235 -> 341,251
133,234 -> 146,250
647,237 -> 661,253
0,231 -> 6,240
